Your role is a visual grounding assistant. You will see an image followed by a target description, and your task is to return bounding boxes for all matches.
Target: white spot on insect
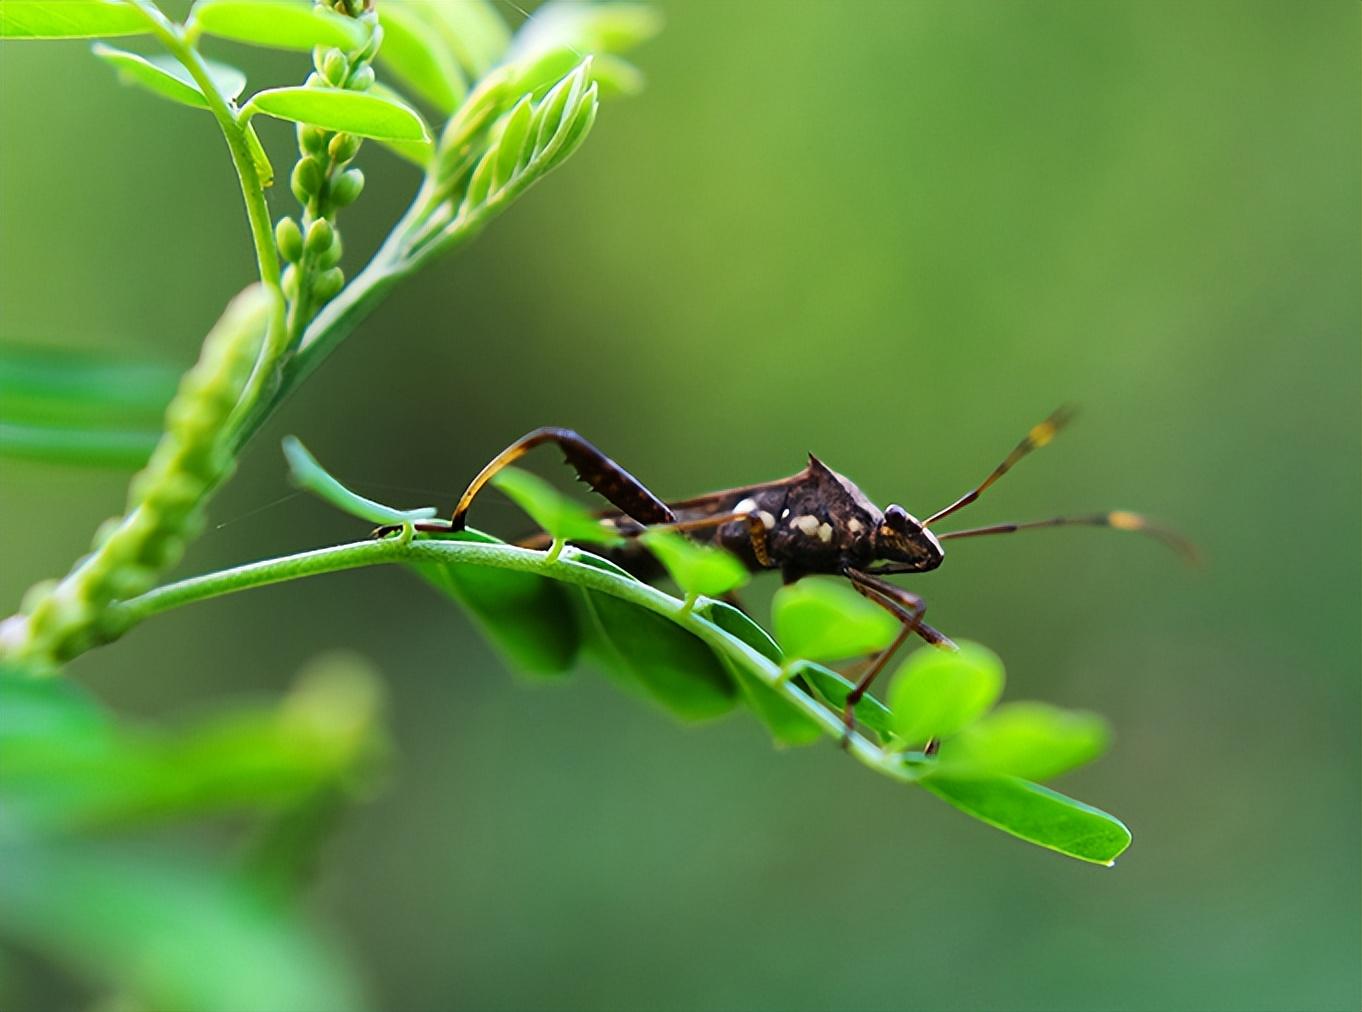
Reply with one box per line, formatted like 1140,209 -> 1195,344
757,510 -> 776,530
847,519 -> 864,534
734,497 -> 758,515
817,522 -> 834,543
792,514 -> 820,537
780,509 -> 790,519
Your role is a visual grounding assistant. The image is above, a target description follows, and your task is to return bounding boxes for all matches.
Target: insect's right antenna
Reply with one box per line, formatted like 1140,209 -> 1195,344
922,405 -> 1076,528
937,511 -> 1199,563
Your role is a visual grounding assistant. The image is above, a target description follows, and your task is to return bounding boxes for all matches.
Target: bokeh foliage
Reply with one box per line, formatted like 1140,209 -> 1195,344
1,2 -> 1358,1011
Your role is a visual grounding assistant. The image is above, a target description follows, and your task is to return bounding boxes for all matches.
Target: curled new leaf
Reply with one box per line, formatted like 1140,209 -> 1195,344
771,577 -> 899,663
282,435 -> 436,526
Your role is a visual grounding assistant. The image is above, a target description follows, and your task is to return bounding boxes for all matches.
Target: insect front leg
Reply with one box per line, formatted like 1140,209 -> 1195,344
840,569 -> 955,740
451,428 -> 675,531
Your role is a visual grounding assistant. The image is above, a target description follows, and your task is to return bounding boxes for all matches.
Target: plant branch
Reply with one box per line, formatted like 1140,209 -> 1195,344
106,538 -> 909,781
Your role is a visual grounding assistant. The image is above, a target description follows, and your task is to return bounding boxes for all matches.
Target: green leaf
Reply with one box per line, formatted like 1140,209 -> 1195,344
789,659 -> 896,740
282,435 -> 436,525
377,4 -> 465,114
0,841 -> 365,1012
0,1 -> 148,39
0,420 -> 159,468
0,661 -> 384,832
189,0 -> 366,51
579,590 -> 738,722
412,530 -> 581,677
415,0 -> 509,78
0,343 -> 177,428
508,1 -> 662,61
93,44 -> 247,109
640,530 -> 748,599
922,775 -> 1132,865
0,668 -> 109,743
698,601 -> 821,746
771,577 -> 899,663
489,466 -> 621,546
935,701 -> 1111,781
887,641 -> 1004,746
243,86 -> 430,142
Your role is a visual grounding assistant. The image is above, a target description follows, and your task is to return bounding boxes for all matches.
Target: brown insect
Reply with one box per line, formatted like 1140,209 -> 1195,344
386,409 -> 1191,730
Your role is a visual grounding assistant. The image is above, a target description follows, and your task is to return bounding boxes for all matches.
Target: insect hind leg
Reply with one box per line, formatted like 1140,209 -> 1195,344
451,427 -> 675,531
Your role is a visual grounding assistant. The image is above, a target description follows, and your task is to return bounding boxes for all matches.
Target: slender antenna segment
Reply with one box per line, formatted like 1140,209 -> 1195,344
937,511 -> 1199,563
922,405 -> 1076,528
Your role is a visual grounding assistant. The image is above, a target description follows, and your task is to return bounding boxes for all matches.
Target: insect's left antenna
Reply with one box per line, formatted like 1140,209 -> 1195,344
922,405 -> 1075,528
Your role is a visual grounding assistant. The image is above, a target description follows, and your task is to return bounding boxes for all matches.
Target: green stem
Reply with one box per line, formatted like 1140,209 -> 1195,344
106,539 -> 911,783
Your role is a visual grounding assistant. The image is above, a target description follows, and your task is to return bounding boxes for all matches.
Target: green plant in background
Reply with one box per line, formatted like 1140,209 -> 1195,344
0,1 -> 1129,1007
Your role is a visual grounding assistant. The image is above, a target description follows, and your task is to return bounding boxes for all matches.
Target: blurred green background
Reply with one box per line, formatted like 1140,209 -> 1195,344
2,2 -> 1358,1009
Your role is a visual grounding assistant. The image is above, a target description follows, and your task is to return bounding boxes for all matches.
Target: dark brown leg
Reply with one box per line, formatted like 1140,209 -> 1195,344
840,569 -> 929,737
451,428 -> 675,532
615,508 -> 772,567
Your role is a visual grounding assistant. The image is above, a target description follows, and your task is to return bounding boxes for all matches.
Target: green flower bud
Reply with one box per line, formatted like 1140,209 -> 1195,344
282,264 -> 300,299
315,267 -> 345,302
348,65 -> 375,92
291,157 -> 324,204
329,167 -> 365,207
317,232 -> 343,269
323,49 -> 348,87
275,216 -> 303,262
328,132 -> 361,163
299,124 -> 327,155
305,218 -> 335,256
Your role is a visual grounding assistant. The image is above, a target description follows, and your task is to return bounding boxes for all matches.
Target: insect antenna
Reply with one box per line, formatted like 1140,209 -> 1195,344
937,512 -> 1199,563
922,405 -> 1076,528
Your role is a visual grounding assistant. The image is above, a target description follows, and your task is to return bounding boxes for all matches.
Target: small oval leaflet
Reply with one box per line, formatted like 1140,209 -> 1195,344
243,87 -> 431,142
93,45 -> 246,110
189,0 -> 366,52
887,641 -> 1004,746
772,577 -> 899,663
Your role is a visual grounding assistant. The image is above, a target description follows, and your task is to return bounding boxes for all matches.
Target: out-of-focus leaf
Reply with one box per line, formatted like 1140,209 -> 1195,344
0,666 -> 108,743
414,0 -> 508,78
244,86 -> 430,141
640,530 -> 747,598
699,601 -> 821,746
922,774 -> 1132,866
189,0 -> 366,51
93,44 -> 246,109
0,661 -> 384,832
0,841 -> 365,1012
771,577 -> 899,663
887,641 -> 1004,747
936,701 -> 1110,781
283,435 -> 436,524
507,1 -> 661,62
579,589 -> 738,722
0,421 -> 159,468
0,344 -> 177,427
789,659 -> 896,740
377,4 -> 465,113
412,530 -> 581,676
0,2 -> 148,39
490,466 -> 621,546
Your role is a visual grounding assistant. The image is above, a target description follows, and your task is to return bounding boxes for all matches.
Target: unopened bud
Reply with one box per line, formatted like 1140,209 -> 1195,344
317,232 -> 343,269
348,65 -> 375,91
291,156 -> 324,203
299,124 -> 327,155
328,132 -> 361,163
322,49 -> 348,87
305,218 -> 334,256
329,167 -> 364,207
315,267 -> 345,302
282,264 -> 300,299
275,217 -> 303,262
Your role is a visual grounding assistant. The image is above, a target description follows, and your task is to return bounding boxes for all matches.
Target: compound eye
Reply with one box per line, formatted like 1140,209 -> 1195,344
884,505 -> 912,531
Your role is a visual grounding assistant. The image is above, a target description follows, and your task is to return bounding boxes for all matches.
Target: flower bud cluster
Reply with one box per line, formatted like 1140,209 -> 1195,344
5,287 -> 273,668
274,4 -> 380,329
